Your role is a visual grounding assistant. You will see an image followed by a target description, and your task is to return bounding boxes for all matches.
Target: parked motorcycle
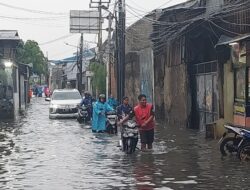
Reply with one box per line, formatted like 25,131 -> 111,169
77,105 -> 91,124
106,111 -> 117,134
237,129 -> 250,161
121,120 -> 139,154
219,124 -> 243,156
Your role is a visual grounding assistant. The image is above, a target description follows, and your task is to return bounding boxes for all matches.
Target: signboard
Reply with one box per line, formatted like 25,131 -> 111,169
86,71 -> 94,77
231,41 -> 247,66
70,10 -> 102,34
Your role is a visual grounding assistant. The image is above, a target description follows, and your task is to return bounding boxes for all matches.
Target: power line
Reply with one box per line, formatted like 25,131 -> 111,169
0,17 -> 65,28
0,2 -> 67,15
0,15 -> 67,21
39,34 -> 75,46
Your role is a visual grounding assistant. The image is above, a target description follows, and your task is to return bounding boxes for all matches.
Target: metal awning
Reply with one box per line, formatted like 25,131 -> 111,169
215,34 -> 250,48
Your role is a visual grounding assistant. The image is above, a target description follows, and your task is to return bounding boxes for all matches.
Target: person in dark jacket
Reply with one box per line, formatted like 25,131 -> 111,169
116,96 -> 132,121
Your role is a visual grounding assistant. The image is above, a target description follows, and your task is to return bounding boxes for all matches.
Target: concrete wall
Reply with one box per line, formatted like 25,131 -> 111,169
139,48 -> 154,103
125,52 -> 140,106
125,17 -> 153,53
223,62 -> 234,123
125,14 -> 155,107
154,54 -> 165,119
164,64 -> 189,126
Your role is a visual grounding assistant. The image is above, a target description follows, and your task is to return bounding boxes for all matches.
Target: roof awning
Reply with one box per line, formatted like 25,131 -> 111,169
215,34 -> 250,48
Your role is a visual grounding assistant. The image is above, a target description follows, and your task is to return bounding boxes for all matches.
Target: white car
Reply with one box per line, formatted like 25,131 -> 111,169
48,89 -> 82,119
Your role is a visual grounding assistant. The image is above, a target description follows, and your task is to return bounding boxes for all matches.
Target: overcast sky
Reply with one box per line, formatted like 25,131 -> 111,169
0,0 -> 186,60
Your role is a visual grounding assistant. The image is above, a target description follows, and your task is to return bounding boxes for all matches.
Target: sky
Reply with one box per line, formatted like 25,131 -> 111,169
0,0 -> 187,60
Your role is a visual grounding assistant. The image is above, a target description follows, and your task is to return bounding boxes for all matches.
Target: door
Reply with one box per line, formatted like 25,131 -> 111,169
192,61 -> 219,130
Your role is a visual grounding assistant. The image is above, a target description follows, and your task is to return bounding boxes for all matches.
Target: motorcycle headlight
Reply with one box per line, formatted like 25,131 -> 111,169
128,122 -> 136,128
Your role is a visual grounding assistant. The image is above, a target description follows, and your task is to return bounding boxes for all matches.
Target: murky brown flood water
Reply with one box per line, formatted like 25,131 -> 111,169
0,98 -> 249,190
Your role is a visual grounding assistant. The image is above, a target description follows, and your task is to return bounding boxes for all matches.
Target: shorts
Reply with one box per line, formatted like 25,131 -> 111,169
139,129 -> 154,144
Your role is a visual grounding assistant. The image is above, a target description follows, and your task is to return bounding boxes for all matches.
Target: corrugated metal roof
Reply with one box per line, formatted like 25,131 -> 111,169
50,49 -> 95,65
215,34 -> 250,48
0,30 -> 20,40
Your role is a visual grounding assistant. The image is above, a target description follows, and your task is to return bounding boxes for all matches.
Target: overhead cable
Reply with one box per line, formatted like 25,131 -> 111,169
0,2 -> 67,15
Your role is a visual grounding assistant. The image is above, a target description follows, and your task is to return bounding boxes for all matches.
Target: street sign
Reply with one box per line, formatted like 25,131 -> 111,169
70,10 -> 102,34
86,71 -> 94,77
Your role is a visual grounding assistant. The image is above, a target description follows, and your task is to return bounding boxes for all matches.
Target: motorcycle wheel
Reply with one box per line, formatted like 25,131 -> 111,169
220,137 -> 241,156
237,142 -> 250,161
77,116 -> 83,124
126,139 -> 134,154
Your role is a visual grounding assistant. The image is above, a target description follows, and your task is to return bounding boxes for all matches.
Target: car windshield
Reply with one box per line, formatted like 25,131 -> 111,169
52,91 -> 81,100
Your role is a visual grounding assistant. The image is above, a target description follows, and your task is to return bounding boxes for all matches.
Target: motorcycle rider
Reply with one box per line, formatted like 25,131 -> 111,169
117,96 -> 133,149
92,94 -> 113,133
119,94 -> 155,151
117,96 -> 132,121
80,91 -> 94,119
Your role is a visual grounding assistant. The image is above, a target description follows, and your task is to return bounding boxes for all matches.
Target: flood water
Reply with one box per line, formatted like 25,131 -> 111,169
0,98 -> 250,190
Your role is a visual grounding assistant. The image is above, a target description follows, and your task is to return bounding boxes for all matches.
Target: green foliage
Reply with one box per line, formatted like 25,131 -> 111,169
16,40 -> 47,76
89,62 -> 106,95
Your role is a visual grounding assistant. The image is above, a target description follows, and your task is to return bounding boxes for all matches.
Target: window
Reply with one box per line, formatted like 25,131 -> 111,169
52,91 -> 81,100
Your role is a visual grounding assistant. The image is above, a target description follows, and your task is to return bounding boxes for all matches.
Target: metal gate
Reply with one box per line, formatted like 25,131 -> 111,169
192,61 -> 219,131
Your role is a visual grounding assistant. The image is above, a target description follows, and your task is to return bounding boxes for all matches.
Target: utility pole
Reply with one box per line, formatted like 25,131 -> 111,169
98,0 -> 103,64
78,33 -> 83,93
117,0 -> 125,103
90,0 -> 111,64
106,13 -> 112,100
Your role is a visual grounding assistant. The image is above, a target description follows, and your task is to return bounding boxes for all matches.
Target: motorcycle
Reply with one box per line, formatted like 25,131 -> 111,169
237,129 -> 250,161
106,111 -> 117,134
77,104 -> 91,124
219,124 -> 244,156
121,120 -> 139,154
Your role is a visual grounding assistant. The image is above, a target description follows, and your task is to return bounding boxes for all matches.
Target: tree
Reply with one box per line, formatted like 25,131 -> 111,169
16,40 -> 47,84
89,62 -> 106,97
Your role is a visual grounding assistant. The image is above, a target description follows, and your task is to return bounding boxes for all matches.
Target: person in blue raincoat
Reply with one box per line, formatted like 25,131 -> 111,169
92,94 -> 113,133
107,94 -> 118,109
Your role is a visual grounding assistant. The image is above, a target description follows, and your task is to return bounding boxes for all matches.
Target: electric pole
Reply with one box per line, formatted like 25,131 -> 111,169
78,33 -> 83,93
90,0 -> 111,65
98,0 -> 103,64
117,0 -> 125,103
106,13 -> 112,100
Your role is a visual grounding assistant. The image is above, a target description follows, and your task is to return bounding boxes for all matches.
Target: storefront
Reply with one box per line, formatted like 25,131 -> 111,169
231,38 -> 250,127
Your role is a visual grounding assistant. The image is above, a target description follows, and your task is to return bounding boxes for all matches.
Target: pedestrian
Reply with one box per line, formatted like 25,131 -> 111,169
119,94 -> 155,151
107,94 -> 118,109
28,88 -> 33,103
92,94 -> 113,133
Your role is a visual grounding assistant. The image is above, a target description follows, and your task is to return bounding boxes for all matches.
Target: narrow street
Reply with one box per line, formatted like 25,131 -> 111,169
0,98 -> 248,190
